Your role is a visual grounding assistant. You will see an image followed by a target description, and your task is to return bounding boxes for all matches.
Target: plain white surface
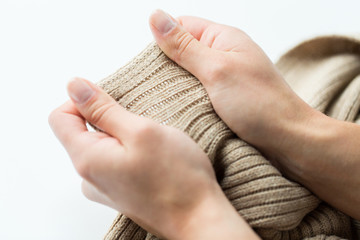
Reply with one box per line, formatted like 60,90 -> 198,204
0,0 -> 359,239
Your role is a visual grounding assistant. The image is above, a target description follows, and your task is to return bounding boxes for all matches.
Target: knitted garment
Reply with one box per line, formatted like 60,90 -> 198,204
96,35 -> 360,240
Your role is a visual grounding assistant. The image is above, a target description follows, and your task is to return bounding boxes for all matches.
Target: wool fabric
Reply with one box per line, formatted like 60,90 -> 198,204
96,35 -> 360,240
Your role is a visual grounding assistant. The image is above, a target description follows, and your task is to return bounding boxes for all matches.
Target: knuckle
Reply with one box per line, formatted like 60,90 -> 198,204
81,181 -> 92,200
172,31 -> 195,62
88,101 -> 118,126
81,181 -> 100,203
132,120 -> 159,142
48,108 -> 60,128
75,159 -> 91,179
206,56 -> 232,83
134,122 -> 155,137
73,151 -> 92,179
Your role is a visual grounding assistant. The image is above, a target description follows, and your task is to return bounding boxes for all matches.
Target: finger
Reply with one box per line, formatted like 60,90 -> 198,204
49,100 -> 111,156
49,101 -> 92,153
176,16 -> 216,41
149,9 -> 215,81
67,77 -> 140,141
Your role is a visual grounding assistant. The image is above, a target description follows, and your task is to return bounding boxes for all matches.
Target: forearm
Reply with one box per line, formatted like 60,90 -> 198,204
298,115 -> 360,219
267,108 -> 360,220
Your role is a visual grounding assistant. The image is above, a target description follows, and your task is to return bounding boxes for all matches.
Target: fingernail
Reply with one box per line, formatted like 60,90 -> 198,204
151,9 -> 176,34
68,78 -> 95,104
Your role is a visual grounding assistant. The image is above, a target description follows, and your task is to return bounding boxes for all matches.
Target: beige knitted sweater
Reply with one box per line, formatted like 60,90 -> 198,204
96,35 -> 360,240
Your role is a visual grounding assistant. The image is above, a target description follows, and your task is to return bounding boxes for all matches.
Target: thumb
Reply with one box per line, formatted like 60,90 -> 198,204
149,9 -> 213,80
67,77 -> 138,141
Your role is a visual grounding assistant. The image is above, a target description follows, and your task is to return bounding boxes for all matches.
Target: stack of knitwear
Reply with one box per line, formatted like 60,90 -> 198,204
96,35 -> 360,240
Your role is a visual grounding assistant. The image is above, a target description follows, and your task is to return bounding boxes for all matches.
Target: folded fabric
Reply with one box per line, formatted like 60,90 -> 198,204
96,35 -> 360,240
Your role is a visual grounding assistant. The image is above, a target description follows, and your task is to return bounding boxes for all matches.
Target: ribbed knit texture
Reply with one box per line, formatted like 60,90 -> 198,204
97,35 -> 360,240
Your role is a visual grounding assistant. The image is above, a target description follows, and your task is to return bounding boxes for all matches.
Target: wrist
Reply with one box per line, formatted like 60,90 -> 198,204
262,104 -> 336,182
169,184 -> 259,240
258,99 -> 360,219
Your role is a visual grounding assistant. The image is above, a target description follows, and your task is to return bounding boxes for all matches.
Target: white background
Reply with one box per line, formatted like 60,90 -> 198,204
0,0 -> 359,239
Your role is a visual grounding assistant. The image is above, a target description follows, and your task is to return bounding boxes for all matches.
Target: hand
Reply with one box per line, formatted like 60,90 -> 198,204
49,78 -> 259,239
149,10 -> 315,162
149,10 -> 360,220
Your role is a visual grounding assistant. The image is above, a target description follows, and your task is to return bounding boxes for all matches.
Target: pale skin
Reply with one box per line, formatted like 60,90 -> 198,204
49,9 -> 360,239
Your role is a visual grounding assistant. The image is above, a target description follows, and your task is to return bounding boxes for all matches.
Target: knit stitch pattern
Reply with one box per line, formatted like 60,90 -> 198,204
97,35 -> 360,239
